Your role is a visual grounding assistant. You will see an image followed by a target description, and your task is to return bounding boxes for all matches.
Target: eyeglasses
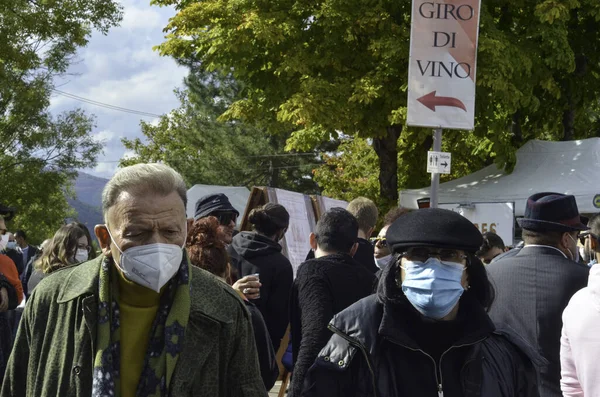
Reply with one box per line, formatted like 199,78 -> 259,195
216,212 -> 238,226
369,237 -> 387,247
0,229 -> 6,235
403,247 -> 467,264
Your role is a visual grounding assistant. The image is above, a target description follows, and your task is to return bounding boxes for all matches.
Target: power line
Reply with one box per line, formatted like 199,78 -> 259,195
51,89 -> 162,118
95,152 -> 320,163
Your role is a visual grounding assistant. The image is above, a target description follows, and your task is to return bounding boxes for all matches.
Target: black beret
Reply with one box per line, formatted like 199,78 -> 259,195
194,193 -> 239,221
386,208 -> 483,253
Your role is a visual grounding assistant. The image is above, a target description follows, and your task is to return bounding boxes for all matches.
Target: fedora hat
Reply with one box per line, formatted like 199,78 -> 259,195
517,192 -> 589,232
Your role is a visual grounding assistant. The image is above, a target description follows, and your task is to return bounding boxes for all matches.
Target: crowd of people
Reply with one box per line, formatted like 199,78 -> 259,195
0,163 -> 598,397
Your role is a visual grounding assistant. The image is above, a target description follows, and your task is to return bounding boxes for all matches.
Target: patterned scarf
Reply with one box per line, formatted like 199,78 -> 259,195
92,255 -> 191,397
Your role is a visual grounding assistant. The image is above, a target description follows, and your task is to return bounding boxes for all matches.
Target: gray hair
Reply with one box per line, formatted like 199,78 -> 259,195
102,163 -> 187,218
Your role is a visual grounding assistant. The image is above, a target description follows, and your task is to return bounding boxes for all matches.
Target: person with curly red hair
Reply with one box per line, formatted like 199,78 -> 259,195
186,216 -> 279,391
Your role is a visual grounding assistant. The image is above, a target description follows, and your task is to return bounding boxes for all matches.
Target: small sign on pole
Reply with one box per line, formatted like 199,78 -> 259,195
406,0 -> 482,130
427,151 -> 451,174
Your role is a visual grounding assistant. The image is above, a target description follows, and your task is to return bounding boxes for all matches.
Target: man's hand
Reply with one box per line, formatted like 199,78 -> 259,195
232,275 -> 261,300
0,288 -> 9,312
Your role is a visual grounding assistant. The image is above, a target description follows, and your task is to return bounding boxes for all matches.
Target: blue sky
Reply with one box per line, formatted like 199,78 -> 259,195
49,0 -> 187,179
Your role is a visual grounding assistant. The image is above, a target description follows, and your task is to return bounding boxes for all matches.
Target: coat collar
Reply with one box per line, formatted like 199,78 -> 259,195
56,255 -> 235,325
378,293 -> 495,351
56,257 -> 101,303
518,244 -> 568,259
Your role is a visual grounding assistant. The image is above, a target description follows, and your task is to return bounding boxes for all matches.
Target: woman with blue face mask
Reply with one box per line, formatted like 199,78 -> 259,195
301,208 -> 544,397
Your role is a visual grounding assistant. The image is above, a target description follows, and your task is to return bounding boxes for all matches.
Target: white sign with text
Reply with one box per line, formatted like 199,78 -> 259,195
439,202 -> 515,246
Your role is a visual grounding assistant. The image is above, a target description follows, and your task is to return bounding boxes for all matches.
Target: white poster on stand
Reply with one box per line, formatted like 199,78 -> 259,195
268,189 -> 316,276
316,196 -> 348,214
439,202 -> 515,246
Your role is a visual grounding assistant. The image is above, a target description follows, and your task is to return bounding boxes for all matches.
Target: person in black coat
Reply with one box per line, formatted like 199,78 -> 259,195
186,216 -> 279,391
289,208 -> 376,397
14,230 -> 38,269
228,203 -> 293,352
486,193 -> 590,397
302,208 -> 542,397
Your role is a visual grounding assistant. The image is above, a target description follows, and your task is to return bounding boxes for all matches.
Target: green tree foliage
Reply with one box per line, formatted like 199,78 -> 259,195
0,0 -> 122,243
153,0 -> 600,204
122,71 -> 321,193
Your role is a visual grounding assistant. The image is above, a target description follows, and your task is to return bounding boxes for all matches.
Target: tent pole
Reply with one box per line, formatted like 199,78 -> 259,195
430,128 -> 443,208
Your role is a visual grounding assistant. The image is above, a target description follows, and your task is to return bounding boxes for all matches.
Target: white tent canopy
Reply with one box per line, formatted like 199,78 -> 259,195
399,139 -> 600,216
186,184 -> 250,225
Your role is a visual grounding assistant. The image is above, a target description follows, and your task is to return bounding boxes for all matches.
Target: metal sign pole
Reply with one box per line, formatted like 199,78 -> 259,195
430,128 -> 443,208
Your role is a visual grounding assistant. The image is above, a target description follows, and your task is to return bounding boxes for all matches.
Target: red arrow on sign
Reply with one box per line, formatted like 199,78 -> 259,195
417,91 -> 467,112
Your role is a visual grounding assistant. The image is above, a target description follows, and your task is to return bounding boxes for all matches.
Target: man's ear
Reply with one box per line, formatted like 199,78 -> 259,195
309,232 -> 318,251
350,242 -> 359,257
559,232 -> 571,250
94,225 -> 112,257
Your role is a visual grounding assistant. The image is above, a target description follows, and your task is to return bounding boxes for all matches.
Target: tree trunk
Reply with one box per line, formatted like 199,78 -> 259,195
511,110 -> 523,147
373,125 -> 402,203
562,81 -> 575,141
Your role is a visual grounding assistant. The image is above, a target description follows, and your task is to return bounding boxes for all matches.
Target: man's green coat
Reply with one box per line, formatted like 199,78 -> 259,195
1,257 -> 267,397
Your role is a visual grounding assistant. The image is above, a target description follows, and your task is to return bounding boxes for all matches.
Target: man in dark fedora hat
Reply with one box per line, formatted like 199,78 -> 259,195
487,192 -> 589,397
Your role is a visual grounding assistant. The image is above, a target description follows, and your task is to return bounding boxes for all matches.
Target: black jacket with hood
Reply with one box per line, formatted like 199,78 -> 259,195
228,231 -> 293,351
301,269 -> 544,397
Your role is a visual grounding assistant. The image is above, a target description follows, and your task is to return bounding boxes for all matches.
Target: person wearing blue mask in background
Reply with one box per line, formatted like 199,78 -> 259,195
302,208 -> 542,397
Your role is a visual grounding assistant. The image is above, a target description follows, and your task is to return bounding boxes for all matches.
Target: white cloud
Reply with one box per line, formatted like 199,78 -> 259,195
49,0 -> 185,179
93,129 -> 117,143
121,6 -> 163,31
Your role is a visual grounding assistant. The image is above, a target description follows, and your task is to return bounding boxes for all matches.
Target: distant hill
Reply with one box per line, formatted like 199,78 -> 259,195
68,172 -> 108,240
73,172 -> 107,209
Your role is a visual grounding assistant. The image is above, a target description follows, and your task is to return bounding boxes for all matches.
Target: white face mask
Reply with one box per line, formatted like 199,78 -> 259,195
6,241 -> 17,250
75,249 -> 89,263
0,234 -> 8,251
106,226 -> 184,293
374,254 -> 393,269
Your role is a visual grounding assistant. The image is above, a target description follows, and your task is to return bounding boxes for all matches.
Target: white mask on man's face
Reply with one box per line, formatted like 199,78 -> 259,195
0,234 -> 8,251
106,226 -> 185,292
374,254 -> 393,269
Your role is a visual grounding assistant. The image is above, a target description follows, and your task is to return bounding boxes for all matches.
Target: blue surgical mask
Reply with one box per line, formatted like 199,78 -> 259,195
401,258 -> 466,319
6,241 -> 17,250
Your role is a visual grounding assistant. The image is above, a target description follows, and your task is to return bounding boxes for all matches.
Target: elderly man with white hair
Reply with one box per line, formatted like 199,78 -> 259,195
2,164 -> 266,397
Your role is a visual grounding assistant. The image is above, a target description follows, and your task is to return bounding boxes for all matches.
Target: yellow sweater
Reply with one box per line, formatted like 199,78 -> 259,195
116,270 -> 162,397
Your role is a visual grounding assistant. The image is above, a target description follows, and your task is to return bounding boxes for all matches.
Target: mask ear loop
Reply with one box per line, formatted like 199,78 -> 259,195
104,225 -> 128,273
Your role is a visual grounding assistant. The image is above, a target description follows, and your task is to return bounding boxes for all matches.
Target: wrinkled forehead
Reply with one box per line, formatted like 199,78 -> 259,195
107,190 -> 186,230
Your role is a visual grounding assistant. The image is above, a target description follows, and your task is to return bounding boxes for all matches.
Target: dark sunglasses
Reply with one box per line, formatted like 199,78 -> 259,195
403,247 -> 467,264
369,237 -> 387,247
0,229 -> 6,235
216,212 -> 238,226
